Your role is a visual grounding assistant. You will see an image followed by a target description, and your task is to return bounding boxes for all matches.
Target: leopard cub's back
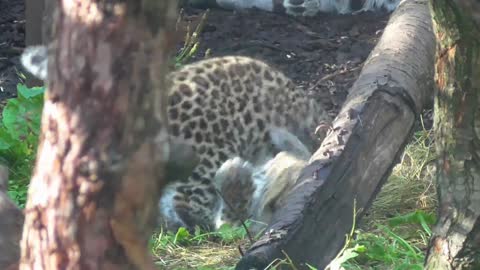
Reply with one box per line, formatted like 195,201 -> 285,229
167,56 -> 327,168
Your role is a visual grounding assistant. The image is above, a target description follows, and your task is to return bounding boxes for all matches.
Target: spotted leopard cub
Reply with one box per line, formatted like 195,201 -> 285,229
213,127 -> 310,234
160,56 -> 331,232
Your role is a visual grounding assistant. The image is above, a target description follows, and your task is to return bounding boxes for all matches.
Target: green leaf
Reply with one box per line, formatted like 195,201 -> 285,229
0,84 -> 45,207
2,99 -> 25,138
17,84 -> 45,99
216,223 -> 247,243
173,227 -> 191,245
329,244 -> 363,268
388,210 -> 436,235
0,129 -> 13,150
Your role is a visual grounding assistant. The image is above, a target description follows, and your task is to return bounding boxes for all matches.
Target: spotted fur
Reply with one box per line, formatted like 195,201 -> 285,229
159,56 -> 330,232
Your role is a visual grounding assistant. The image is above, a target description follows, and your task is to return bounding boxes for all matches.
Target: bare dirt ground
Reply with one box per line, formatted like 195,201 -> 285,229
180,7 -> 390,118
0,0 -> 25,100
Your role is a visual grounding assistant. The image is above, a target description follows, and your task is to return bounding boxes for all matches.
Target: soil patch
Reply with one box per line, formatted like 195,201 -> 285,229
0,0 -> 25,100
180,7 -> 390,117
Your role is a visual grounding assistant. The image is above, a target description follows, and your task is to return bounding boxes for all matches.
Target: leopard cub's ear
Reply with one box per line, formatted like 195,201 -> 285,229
268,127 -> 311,160
21,45 -> 48,81
213,157 -> 253,191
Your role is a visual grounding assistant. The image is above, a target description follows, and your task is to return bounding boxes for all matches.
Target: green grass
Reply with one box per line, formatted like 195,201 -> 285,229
338,210 -> 434,270
150,225 -> 247,269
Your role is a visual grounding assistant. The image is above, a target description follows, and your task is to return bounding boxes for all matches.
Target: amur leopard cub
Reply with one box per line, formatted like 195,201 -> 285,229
213,127 -> 310,234
160,56 -> 331,232
20,47 -> 330,232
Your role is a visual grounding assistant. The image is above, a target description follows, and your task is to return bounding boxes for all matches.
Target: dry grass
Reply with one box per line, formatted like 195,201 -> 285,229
364,126 -> 437,229
154,242 -> 241,269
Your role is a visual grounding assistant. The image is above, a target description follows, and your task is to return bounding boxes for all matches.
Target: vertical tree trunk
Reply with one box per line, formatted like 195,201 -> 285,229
20,1 -> 178,269
425,0 -> 480,269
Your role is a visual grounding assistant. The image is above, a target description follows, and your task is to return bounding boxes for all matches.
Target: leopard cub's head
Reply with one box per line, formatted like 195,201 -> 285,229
212,157 -> 257,229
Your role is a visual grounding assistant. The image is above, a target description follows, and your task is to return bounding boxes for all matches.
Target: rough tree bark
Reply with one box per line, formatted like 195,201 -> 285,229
19,1 -> 178,269
424,0 -> 480,269
236,1 -> 435,269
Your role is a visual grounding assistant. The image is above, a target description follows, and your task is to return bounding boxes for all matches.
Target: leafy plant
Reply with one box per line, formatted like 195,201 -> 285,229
151,223 -> 249,251
174,9 -> 210,68
388,210 -> 436,236
215,222 -> 249,244
0,84 -> 45,207
340,211 -> 433,270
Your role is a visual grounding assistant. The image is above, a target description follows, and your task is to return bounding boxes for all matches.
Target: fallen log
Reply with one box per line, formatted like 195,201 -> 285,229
236,0 -> 435,269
